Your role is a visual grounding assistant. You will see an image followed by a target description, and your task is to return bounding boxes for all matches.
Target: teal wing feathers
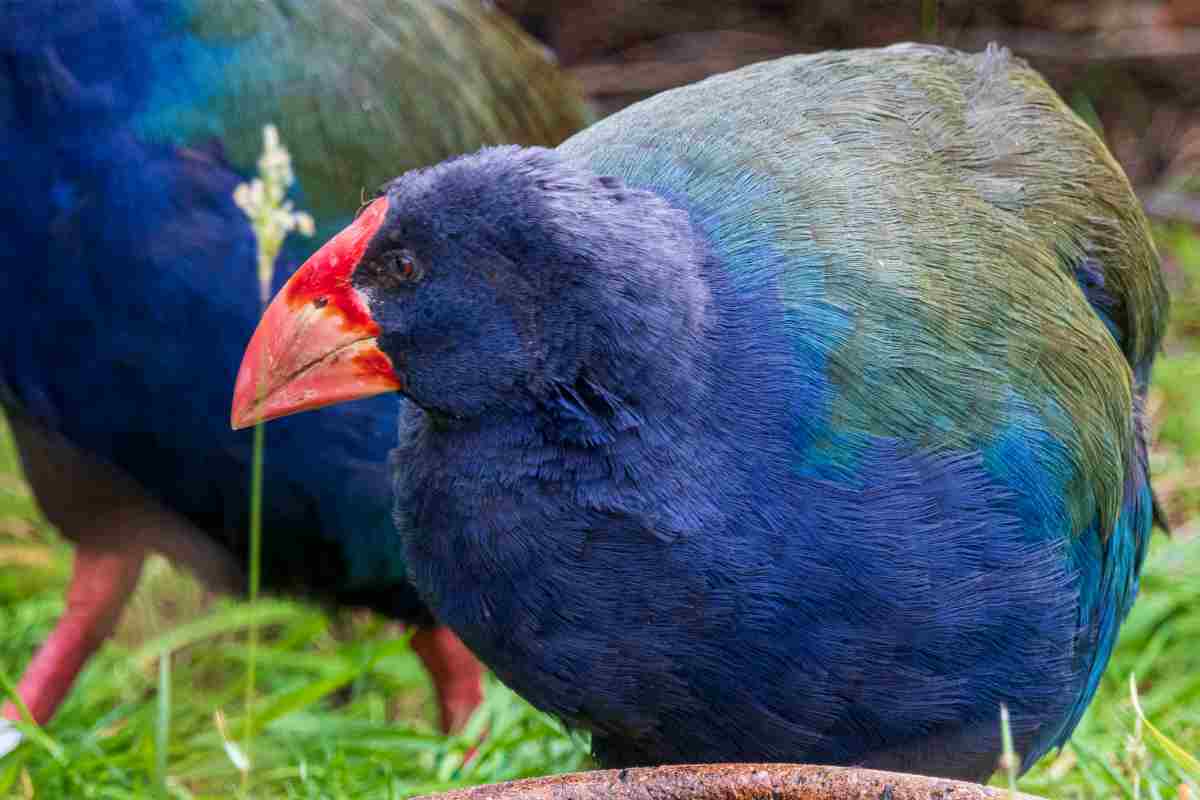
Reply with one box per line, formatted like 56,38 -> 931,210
560,42 -> 1165,542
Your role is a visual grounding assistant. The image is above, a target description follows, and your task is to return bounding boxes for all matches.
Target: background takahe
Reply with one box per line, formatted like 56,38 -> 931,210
0,0 -> 588,736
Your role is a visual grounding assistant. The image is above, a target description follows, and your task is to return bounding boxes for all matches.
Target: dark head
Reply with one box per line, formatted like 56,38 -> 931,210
231,146 -> 710,430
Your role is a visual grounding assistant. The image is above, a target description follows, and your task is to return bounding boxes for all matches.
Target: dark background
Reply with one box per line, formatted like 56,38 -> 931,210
502,0 -> 1200,221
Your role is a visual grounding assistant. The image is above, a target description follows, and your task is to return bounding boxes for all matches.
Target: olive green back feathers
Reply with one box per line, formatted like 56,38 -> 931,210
561,43 -> 1168,542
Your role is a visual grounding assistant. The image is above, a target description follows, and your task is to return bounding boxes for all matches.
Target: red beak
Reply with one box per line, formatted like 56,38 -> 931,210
230,197 -> 401,430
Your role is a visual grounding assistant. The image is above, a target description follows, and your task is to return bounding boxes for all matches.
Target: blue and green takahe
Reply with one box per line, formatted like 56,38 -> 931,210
236,43 -> 1170,780
0,0 -> 588,734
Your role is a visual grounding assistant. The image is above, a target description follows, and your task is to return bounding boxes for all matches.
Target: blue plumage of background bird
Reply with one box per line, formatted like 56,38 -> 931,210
0,0 -> 588,733
236,43 -> 1169,781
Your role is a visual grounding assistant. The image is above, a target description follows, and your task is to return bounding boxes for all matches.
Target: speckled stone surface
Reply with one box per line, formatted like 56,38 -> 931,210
417,764 -> 1045,800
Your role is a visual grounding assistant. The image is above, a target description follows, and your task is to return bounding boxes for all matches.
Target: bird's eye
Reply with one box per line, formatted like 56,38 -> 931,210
389,250 -> 424,283
355,248 -> 425,291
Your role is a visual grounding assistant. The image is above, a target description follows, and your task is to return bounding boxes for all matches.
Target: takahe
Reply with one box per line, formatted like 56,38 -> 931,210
0,0 -> 588,734
237,43 -> 1168,780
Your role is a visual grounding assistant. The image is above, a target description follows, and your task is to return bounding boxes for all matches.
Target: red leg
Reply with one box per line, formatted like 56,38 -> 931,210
2,546 -> 145,724
410,625 -> 485,734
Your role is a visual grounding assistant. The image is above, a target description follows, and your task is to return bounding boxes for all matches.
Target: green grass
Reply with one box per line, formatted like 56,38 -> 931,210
0,499 -> 589,797
3,227 -> 1200,797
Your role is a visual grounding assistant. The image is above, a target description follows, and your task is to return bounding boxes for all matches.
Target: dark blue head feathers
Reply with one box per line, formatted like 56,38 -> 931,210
357,146 -> 711,431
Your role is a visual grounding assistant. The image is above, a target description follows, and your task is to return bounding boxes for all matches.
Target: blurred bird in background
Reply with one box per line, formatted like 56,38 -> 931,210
0,0 -> 588,736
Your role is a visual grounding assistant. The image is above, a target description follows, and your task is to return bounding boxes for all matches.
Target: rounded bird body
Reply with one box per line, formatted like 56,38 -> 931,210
0,0 -> 588,732
236,44 -> 1167,781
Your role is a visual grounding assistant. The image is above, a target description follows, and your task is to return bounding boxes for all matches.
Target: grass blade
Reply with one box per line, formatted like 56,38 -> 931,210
157,653 -> 171,794
131,600 -> 304,664
1131,674 -> 1200,780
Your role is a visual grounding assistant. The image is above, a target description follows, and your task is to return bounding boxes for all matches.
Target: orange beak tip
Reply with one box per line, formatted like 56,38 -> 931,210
229,331 -> 401,429
229,197 -> 400,429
